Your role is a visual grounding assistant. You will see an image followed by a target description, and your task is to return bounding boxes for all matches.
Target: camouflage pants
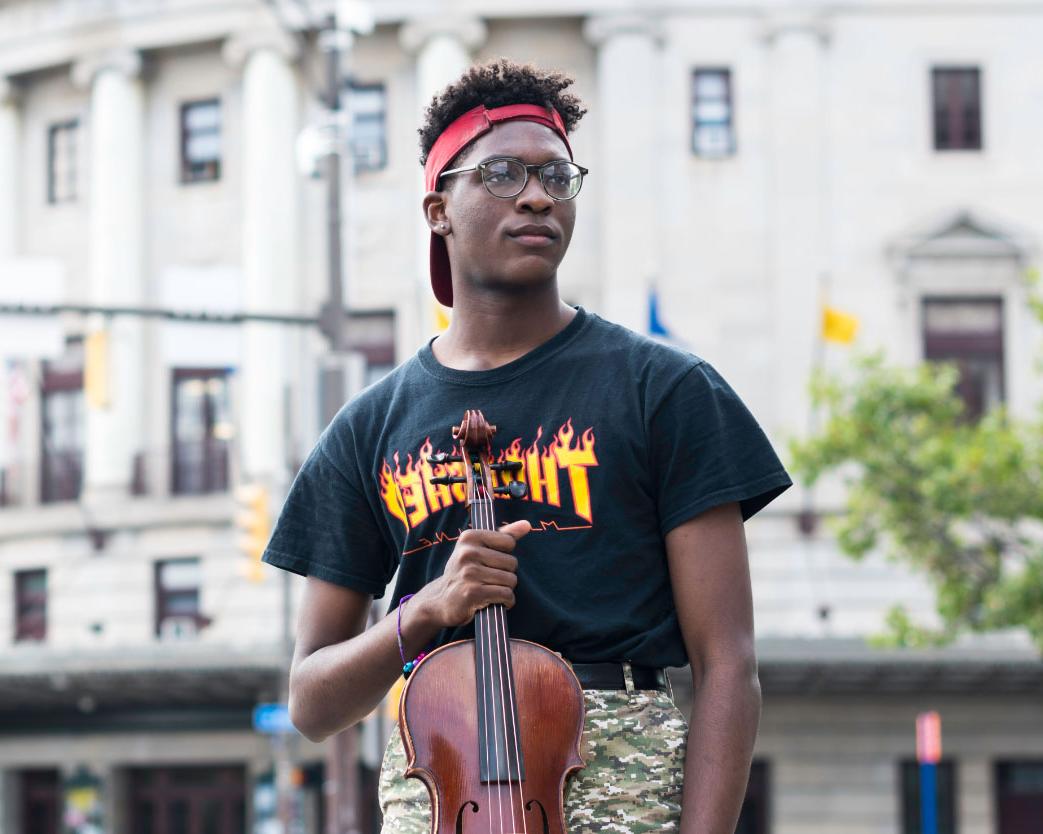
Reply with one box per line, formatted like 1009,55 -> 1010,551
379,687 -> 688,834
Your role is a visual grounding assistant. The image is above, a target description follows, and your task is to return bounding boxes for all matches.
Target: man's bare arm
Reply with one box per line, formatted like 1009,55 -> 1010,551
288,521 -> 531,742
666,502 -> 761,834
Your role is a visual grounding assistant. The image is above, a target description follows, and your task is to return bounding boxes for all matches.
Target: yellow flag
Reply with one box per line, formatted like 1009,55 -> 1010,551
822,305 -> 859,344
434,303 -> 450,333
85,329 -> 110,408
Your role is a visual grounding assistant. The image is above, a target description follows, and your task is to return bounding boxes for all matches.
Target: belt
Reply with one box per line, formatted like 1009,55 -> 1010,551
570,662 -> 669,692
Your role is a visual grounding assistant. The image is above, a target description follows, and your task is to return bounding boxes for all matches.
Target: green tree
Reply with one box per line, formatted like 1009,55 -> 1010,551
790,275 -> 1043,652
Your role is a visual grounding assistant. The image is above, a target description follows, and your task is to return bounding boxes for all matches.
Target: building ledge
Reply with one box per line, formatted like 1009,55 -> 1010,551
0,642 -> 285,716
755,636 -> 1043,694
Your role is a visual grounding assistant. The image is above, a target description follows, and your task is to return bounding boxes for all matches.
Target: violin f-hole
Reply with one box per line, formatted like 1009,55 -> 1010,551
525,798 -> 551,834
454,800 -> 478,834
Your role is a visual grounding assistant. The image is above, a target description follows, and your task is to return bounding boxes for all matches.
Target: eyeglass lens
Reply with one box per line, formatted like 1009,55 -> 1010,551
482,159 -> 584,200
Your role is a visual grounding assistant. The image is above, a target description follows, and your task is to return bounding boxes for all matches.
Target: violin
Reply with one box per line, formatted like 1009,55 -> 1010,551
399,409 -> 586,834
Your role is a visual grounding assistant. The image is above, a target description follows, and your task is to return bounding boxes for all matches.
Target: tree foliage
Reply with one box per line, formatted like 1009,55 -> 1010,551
789,276 -> 1043,652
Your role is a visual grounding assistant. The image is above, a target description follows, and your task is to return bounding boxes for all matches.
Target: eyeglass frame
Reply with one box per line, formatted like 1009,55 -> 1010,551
437,156 -> 590,201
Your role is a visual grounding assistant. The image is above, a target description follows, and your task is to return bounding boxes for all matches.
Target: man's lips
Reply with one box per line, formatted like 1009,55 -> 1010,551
506,224 -> 558,247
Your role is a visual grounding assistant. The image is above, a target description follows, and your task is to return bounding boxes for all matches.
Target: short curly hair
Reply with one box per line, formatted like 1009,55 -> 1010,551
418,58 -> 587,168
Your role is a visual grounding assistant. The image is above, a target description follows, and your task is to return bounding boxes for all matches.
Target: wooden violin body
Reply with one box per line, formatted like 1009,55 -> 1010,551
397,410 -> 586,834
400,638 -> 584,834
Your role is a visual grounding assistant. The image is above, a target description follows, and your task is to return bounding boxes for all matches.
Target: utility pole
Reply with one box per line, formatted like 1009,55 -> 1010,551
317,8 -> 367,833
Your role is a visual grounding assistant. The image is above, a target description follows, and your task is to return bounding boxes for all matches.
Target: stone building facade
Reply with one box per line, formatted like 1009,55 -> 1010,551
0,1 -> 1041,832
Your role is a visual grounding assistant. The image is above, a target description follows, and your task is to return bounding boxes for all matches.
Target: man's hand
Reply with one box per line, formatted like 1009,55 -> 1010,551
417,520 -> 532,628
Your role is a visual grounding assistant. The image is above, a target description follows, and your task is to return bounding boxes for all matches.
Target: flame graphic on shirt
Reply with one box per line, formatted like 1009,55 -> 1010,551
378,420 -> 599,540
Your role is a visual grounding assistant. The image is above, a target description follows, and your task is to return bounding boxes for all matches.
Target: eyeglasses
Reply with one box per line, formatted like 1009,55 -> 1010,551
438,156 -> 589,201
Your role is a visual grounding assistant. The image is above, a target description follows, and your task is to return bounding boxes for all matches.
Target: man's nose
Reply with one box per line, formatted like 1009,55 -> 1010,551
514,171 -> 553,213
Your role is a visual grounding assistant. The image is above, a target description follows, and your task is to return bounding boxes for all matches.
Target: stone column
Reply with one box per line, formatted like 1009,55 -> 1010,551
0,79 -> 19,489
71,49 -> 146,502
760,13 -> 832,436
223,29 -> 300,484
583,14 -> 661,333
399,17 -> 487,342
0,77 -> 19,260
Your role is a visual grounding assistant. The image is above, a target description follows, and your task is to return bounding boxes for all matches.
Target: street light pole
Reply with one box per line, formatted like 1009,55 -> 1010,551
318,12 -> 365,833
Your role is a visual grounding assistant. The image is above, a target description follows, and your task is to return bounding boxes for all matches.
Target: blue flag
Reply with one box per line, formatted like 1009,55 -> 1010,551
648,287 -> 673,338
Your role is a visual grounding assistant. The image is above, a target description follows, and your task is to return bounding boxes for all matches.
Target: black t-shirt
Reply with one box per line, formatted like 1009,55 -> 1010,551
263,308 -> 792,668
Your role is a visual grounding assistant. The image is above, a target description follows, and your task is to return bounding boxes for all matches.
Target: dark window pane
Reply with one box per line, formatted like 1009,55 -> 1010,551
180,99 -> 221,183
692,68 -> 735,158
40,359 -> 84,504
997,761 -> 1043,834
15,569 -> 47,642
47,120 -> 79,203
172,370 -> 231,495
932,67 -> 982,151
155,558 -> 201,636
900,760 -> 957,834
922,297 -> 1004,421
169,797 -> 189,834
347,82 -> 387,171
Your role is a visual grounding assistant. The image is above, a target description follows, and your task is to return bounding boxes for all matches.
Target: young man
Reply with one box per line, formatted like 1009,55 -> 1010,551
263,60 -> 792,833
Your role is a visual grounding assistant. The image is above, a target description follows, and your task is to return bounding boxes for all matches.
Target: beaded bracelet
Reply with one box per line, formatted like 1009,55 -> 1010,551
396,594 -> 427,677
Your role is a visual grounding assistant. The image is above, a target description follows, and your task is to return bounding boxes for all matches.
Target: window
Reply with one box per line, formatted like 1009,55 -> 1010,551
932,67 -> 982,151
14,569 -> 47,642
40,351 -> 84,504
692,68 -> 735,158
347,82 -> 387,171
180,99 -> 221,183
19,770 -> 61,834
128,766 -> 245,834
996,761 -> 1043,834
171,369 -> 231,495
922,297 -> 1004,421
154,558 -> 204,638
900,760 -> 957,834
47,119 -> 79,203
736,761 -> 769,834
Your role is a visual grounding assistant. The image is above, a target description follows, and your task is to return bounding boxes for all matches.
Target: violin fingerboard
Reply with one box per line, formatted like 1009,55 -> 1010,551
475,606 -> 526,784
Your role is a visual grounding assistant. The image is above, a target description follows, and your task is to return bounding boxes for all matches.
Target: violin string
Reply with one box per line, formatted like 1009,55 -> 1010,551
479,609 -> 493,834
474,468 -> 509,833
480,473 -> 525,834
494,468 -> 530,834
496,602 -> 528,834
475,465 -> 508,834
463,417 -> 498,833
474,489 -> 501,834
478,479 -> 512,834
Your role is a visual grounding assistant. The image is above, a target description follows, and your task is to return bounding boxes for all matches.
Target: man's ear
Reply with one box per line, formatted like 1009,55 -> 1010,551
423,192 -> 450,236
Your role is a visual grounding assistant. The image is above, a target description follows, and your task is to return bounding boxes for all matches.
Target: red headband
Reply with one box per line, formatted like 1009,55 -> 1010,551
424,103 -> 573,308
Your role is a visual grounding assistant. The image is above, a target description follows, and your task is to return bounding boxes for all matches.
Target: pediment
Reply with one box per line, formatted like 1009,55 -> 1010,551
890,209 -> 1028,262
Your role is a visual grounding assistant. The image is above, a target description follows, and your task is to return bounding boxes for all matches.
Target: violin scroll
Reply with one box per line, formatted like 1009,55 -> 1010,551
429,410 -> 528,503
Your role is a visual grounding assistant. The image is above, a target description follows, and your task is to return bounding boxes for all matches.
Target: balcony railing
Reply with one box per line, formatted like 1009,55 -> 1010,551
40,449 -> 82,504
0,440 -> 233,509
171,439 -> 230,496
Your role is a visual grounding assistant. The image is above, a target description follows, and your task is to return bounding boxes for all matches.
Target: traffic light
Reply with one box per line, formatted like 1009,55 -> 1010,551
235,483 -> 271,582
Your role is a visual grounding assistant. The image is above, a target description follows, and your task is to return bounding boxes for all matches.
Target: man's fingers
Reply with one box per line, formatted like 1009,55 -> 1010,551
499,519 -> 532,540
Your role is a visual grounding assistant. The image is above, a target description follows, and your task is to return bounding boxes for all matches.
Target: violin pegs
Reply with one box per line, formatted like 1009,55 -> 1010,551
427,453 -> 463,465
429,475 -> 467,486
493,481 -> 529,499
489,460 -> 523,473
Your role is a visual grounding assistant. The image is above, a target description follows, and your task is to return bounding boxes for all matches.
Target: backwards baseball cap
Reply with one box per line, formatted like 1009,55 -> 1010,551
423,103 -> 574,307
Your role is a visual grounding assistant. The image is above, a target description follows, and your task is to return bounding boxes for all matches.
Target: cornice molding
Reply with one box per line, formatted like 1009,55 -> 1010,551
397,16 -> 488,55
582,13 -> 663,47
757,11 -> 833,46
221,24 -> 300,70
70,47 -> 143,89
